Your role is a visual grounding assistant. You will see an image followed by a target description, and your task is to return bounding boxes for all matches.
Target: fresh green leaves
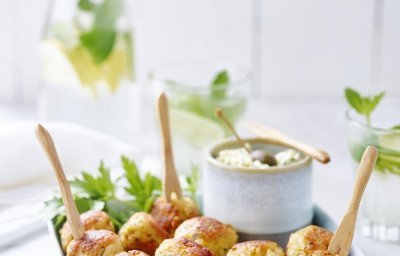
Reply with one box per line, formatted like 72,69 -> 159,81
211,70 -> 230,99
79,0 -> 122,63
78,0 -> 96,11
345,87 -> 385,125
122,156 -> 161,212
70,162 -> 115,200
44,156 -> 198,231
185,165 -> 199,199
392,125 -> 400,130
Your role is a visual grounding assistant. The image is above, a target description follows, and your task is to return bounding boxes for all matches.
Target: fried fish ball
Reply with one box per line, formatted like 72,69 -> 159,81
286,225 -> 333,256
66,229 -> 124,256
116,250 -> 150,256
151,195 -> 200,236
310,251 -> 338,256
174,216 -> 238,256
60,210 -> 116,251
227,240 -> 284,256
119,212 -> 169,255
155,237 -> 213,256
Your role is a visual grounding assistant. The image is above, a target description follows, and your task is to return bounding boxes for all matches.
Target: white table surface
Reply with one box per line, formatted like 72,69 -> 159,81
1,97 -> 400,256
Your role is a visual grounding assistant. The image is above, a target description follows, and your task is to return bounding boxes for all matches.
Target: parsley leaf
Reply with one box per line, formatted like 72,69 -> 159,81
122,156 -> 161,212
345,87 -> 385,126
70,161 -> 115,200
211,70 -> 230,99
185,165 -> 199,199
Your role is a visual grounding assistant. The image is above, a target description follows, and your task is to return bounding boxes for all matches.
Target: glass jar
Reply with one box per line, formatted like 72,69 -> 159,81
149,62 -> 250,176
39,0 -> 139,142
347,107 -> 400,242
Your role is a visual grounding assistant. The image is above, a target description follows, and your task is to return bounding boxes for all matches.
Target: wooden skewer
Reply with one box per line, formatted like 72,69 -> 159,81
36,124 -> 85,240
328,146 -> 378,256
215,108 -> 251,153
246,121 -> 330,164
157,92 -> 182,202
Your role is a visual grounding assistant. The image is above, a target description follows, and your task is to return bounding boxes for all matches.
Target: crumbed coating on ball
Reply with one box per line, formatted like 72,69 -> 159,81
310,251 -> 338,256
151,195 -> 200,236
60,210 -> 115,251
286,225 -> 333,256
155,238 -> 213,256
66,229 -> 124,256
119,212 -> 169,255
227,240 -> 284,256
174,216 -> 238,256
116,250 -> 150,256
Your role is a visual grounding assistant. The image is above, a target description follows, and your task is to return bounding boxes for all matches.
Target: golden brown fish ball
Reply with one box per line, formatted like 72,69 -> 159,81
66,229 -> 124,256
286,225 -> 333,256
119,212 -> 169,255
227,240 -> 284,256
155,237 -> 213,256
151,195 -> 200,236
60,210 -> 115,251
116,250 -> 150,256
174,216 -> 238,256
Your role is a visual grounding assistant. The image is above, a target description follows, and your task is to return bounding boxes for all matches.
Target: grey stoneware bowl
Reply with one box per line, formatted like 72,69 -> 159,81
204,138 -> 313,236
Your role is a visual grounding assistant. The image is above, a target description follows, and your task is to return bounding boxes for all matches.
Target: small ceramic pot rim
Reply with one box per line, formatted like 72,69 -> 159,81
206,137 -> 312,174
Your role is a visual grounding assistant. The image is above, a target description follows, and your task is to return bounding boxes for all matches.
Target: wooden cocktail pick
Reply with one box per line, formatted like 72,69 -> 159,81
215,108 -> 251,153
246,121 -> 330,164
36,124 -> 85,240
327,146 -> 378,256
157,92 -> 182,202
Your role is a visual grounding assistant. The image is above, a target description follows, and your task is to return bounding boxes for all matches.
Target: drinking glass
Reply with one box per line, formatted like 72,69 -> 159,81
150,62 -> 250,175
39,0 -> 139,142
347,106 -> 400,242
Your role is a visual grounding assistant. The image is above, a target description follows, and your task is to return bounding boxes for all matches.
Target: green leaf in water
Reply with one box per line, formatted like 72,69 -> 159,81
344,87 -> 385,126
78,0 -> 96,11
392,125 -> 400,130
211,70 -> 230,99
79,0 -> 122,63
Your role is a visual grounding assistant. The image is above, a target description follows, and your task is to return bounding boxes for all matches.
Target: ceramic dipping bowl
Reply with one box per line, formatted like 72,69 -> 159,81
203,138 -> 313,238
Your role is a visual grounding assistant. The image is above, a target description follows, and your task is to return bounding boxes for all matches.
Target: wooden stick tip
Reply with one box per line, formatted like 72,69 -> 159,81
35,124 -> 48,137
215,108 -> 223,118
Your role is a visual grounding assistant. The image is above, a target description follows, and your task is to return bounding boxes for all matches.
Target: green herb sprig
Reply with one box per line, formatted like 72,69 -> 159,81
344,87 -> 385,126
211,70 -> 230,99
44,156 -> 162,230
122,156 -> 161,212
78,0 -> 122,63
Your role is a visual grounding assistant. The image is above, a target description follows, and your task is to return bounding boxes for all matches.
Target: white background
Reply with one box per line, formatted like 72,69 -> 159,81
0,0 -> 399,103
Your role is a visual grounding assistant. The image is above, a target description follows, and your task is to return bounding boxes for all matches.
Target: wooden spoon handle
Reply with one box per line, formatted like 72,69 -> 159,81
246,121 -> 330,164
157,93 -> 182,201
328,146 -> 378,256
36,124 -> 85,240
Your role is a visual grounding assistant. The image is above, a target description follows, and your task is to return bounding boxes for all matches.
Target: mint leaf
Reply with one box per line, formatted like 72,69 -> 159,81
79,0 -> 121,63
211,70 -> 229,99
392,125 -> 400,130
80,30 -> 116,63
78,0 -> 96,11
345,87 -> 385,125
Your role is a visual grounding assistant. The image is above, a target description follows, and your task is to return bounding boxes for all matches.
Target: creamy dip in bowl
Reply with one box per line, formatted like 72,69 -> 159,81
203,138 -> 313,237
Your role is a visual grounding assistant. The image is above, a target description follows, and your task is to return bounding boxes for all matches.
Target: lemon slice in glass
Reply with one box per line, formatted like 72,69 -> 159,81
40,39 -> 81,88
169,109 -> 225,148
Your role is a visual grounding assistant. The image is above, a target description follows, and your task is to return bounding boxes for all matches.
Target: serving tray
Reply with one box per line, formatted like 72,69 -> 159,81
48,205 -> 364,256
